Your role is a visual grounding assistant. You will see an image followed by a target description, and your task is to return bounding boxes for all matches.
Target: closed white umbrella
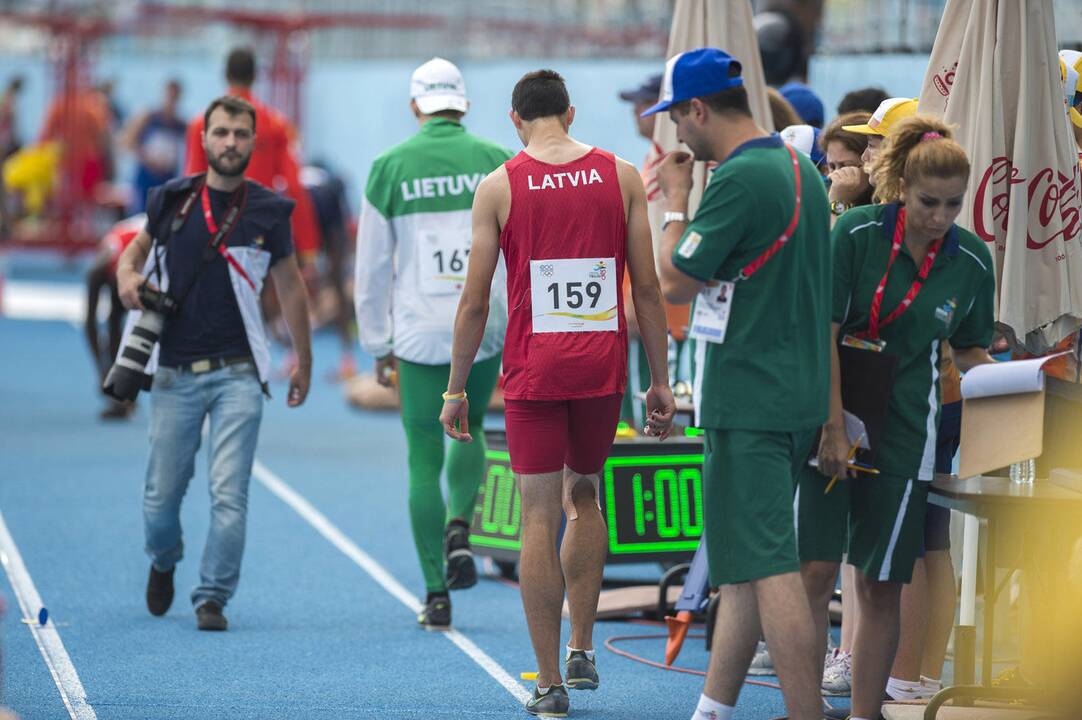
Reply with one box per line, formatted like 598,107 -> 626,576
645,0 -> 774,266
919,0 -> 1082,660
919,0 -> 1082,353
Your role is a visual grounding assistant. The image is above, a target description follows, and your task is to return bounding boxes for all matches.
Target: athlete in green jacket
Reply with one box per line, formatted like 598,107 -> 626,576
354,58 -> 513,630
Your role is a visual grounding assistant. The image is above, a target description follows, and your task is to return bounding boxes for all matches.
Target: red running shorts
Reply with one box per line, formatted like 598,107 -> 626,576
503,394 -> 622,475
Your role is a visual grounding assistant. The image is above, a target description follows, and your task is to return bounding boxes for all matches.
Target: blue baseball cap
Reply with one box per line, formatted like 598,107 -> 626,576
619,74 -> 663,104
779,81 -> 825,128
640,48 -> 744,117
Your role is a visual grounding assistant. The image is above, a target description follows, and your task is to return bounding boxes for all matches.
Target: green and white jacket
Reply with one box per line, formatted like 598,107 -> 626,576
354,118 -> 512,365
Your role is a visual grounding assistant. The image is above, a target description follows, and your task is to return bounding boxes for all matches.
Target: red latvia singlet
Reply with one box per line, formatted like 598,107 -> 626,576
499,147 -> 628,401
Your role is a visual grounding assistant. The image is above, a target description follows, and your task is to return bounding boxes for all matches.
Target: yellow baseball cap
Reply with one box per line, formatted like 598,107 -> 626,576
841,97 -> 918,136
1059,50 -> 1082,129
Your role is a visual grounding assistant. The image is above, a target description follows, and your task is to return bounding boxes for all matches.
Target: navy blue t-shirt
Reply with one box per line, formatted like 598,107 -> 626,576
144,176 -> 294,367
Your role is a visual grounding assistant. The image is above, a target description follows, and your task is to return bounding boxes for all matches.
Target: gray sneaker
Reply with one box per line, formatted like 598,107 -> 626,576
748,640 -> 775,676
821,649 -> 852,696
525,683 -> 569,717
565,650 -> 599,690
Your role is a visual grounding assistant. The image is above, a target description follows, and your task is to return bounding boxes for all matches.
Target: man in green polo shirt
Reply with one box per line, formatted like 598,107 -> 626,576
652,48 -> 831,720
354,57 -> 513,630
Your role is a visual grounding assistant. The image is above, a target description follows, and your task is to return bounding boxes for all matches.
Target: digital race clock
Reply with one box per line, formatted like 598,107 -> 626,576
470,431 -> 705,564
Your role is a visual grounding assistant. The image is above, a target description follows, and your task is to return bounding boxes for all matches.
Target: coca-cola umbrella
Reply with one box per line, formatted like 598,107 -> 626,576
918,0 -> 1082,354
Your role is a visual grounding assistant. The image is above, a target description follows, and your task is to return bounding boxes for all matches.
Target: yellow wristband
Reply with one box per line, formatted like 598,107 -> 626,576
442,390 -> 467,402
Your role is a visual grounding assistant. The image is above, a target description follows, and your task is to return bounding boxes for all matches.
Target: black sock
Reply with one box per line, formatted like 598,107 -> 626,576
426,591 -> 449,604
446,518 -> 470,532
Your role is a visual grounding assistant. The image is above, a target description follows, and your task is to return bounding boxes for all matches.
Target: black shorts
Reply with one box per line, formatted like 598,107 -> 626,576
922,400 -> 961,554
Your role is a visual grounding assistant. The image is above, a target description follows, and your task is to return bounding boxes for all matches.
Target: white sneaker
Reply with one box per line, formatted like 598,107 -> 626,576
748,640 -> 775,676
821,649 -> 852,696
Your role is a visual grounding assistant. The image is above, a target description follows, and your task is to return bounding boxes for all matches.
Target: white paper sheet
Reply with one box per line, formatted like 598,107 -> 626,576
959,352 -> 1071,399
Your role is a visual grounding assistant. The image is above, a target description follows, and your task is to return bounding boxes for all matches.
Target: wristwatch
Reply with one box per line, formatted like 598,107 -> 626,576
662,211 -> 688,230
830,200 -> 851,216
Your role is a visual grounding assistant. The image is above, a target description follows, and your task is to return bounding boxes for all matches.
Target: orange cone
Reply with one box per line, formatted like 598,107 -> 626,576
664,610 -> 693,666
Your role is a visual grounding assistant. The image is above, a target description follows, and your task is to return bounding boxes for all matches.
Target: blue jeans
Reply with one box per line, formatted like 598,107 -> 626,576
143,361 -> 263,608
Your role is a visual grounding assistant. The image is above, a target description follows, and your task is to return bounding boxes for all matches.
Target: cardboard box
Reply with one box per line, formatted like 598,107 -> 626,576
959,366 -> 1082,479
959,389 -> 1045,478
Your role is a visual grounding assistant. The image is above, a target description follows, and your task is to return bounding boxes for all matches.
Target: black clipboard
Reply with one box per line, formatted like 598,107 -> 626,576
809,344 -> 898,469
837,344 -> 898,466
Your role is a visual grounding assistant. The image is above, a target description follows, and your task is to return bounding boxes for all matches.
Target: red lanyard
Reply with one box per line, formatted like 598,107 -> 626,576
735,144 -> 802,281
859,207 -> 942,340
201,182 -> 256,291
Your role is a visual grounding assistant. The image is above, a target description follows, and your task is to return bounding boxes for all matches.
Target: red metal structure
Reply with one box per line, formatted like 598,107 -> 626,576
0,6 -> 667,252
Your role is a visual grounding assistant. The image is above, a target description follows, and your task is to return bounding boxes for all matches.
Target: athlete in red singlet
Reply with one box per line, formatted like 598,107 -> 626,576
440,70 -> 675,717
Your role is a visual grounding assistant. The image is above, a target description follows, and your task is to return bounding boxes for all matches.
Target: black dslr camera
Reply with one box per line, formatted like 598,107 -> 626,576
102,285 -> 179,402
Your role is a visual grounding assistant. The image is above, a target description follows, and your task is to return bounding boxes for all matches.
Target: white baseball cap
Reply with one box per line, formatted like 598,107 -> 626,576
410,57 -> 468,114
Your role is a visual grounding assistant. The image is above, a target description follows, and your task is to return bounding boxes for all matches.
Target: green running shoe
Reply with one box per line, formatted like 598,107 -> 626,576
525,683 -> 569,717
564,650 -> 599,690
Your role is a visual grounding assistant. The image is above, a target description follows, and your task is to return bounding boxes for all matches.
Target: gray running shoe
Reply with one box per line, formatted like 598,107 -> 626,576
564,650 -> 599,690
525,683 -> 569,717
748,640 -> 775,676
821,649 -> 852,696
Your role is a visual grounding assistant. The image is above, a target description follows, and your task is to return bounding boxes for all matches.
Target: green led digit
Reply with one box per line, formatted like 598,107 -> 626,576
506,482 -> 521,536
654,469 -> 680,538
632,472 -> 646,536
481,465 -> 502,533
500,470 -> 519,536
678,468 -> 704,536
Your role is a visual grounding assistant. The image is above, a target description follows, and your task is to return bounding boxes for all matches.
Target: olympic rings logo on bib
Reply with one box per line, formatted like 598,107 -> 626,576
530,257 -> 618,333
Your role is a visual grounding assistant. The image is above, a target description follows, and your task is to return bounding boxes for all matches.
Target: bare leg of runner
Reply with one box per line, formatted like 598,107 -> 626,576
560,469 -> 606,651
517,470 -> 566,687
756,573 -> 823,720
703,583 -> 761,705
851,575 -> 903,718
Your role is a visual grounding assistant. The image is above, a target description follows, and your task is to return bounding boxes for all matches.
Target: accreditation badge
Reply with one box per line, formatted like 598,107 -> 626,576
840,334 -> 887,352
688,281 -> 735,344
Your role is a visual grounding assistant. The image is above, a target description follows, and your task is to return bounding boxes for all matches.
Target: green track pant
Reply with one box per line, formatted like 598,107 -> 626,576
397,354 -> 502,593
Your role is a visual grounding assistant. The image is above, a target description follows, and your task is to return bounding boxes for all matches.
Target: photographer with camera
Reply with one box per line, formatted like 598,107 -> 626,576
112,95 -> 311,631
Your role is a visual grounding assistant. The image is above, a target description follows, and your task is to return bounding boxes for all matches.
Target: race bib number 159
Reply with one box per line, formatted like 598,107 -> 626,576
530,257 -> 618,333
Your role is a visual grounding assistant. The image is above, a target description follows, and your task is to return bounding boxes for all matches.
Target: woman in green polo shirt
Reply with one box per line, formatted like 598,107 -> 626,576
798,115 -> 996,720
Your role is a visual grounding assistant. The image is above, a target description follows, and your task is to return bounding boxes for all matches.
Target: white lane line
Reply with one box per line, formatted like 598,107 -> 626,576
252,460 -> 531,704
0,508 -> 97,720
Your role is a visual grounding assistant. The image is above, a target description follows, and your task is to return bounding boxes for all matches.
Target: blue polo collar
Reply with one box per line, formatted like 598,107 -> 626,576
714,134 -> 785,170
882,202 -> 960,257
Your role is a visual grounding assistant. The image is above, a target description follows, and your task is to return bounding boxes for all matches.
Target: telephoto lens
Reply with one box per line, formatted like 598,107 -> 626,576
102,286 -> 175,402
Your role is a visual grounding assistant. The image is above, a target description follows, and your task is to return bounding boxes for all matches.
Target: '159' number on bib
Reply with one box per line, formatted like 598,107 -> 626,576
530,257 -> 618,333
546,280 -> 602,310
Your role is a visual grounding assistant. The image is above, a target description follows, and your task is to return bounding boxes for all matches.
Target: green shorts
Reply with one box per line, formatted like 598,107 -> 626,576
797,467 -> 928,584
703,428 -> 815,586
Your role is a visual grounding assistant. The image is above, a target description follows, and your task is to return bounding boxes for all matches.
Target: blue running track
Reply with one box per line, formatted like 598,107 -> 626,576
0,275 -> 838,719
